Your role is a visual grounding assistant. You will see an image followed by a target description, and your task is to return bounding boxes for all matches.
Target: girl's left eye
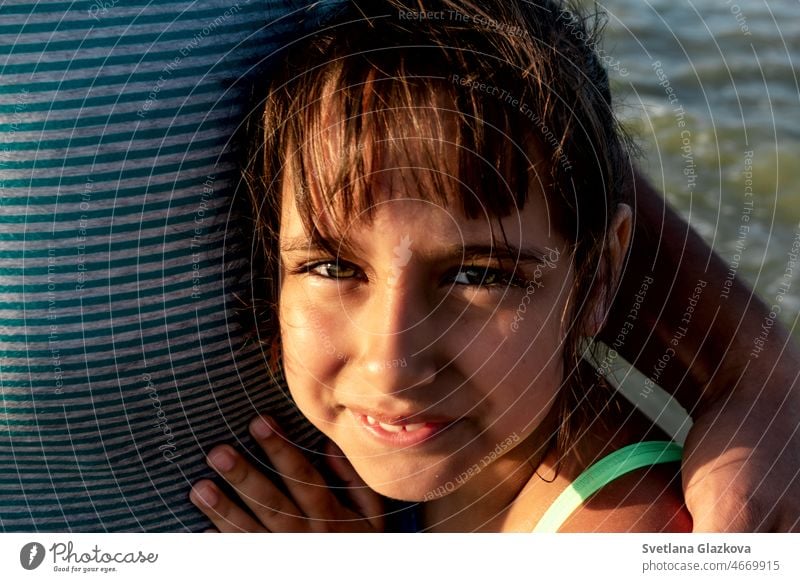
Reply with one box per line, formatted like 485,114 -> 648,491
450,266 -> 521,288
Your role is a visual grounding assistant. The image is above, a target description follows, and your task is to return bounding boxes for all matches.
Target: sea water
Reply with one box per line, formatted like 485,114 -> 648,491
599,0 -> 800,330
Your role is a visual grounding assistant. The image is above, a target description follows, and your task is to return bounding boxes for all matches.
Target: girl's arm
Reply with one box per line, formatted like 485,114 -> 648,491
600,168 -> 800,531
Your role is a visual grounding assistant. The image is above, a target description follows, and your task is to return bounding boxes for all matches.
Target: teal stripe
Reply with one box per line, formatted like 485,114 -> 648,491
1,399 -> 267,446
0,260 -> 222,298
0,364 -> 266,428
0,515 -> 208,534
0,21 -> 254,57
0,278 -> 230,333
0,478 -> 209,503
0,372 -> 268,422
0,282 -> 230,313
1,387 -> 267,430
1,394 -> 264,439
0,5 -> 265,35
0,192 -> 219,230
0,270 -> 222,306
0,333 -> 260,390
0,1 -> 94,15
0,175 -> 235,216
0,36 -> 264,76
0,484 -> 203,505
1,374 -> 255,419
0,260 -> 217,294
2,238 -> 223,278
0,358 -> 266,407
0,222 -> 234,259
0,442 -> 184,464
0,505 -> 208,532
0,266 -> 238,310
0,96 -> 237,132
0,353 -> 265,404
3,326 -> 247,376
0,477 -> 207,503
0,58 -> 259,94
0,0 -> 196,17
0,122 -> 236,154
0,291 -> 226,340
0,83 -> 221,114
0,155 -> 220,196
0,135 -> 226,173
0,466 -> 152,480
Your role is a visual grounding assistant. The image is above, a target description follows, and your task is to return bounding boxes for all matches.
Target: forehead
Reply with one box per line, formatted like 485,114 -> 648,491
281,84 -> 553,241
279,171 -> 559,257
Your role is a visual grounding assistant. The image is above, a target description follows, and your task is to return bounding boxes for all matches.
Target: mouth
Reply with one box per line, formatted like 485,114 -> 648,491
349,409 -> 458,447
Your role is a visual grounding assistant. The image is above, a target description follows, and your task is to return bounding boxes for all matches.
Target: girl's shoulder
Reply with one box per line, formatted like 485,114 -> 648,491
558,458 -> 692,532
524,400 -> 692,533
510,437 -> 691,532
561,405 -> 693,532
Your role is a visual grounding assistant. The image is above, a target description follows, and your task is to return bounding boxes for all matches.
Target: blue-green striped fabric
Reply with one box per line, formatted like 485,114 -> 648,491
0,0 -> 337,532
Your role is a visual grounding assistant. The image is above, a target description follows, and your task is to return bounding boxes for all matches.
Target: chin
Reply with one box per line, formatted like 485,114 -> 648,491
349,461 -> 464,502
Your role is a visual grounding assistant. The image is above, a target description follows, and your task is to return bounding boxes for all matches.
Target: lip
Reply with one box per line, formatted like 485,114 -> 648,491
347,406 -> 457,426
348,409 -> 458,447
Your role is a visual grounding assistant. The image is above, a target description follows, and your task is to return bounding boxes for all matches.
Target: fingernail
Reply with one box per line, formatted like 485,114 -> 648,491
251,416 -> 273,439
208,448 -> 236,472
192,483 -> 219,508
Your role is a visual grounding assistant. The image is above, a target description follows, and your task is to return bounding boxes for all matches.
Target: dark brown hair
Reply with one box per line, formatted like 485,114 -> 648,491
240,0 -> 634,461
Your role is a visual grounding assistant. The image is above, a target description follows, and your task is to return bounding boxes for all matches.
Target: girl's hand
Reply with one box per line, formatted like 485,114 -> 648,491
189,416 -> 385,532
682,379 -> 800,532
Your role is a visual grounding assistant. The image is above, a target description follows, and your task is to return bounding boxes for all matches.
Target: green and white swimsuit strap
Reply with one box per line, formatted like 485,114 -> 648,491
532,440 -> 683,532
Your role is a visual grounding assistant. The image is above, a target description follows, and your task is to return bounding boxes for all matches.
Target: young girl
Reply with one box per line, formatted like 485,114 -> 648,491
190,0 -> 691,532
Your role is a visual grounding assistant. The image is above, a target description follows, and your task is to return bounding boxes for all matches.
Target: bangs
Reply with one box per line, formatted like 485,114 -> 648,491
279,51 -> 558,253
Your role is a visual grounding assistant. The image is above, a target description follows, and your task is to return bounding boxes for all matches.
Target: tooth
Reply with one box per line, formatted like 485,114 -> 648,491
366,416 -> 377,425
403,423 -> 425,432
378,421 -> 404,433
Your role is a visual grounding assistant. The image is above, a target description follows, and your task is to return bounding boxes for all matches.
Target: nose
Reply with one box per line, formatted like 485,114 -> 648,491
352,282 -> 440,397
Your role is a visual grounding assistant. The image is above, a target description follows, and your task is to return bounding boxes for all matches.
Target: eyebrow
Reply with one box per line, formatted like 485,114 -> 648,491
280,237 -> 548,265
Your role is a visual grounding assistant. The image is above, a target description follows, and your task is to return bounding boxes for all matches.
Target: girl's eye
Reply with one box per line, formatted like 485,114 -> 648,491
451,266 -> 519,287
307,262 -> 359,279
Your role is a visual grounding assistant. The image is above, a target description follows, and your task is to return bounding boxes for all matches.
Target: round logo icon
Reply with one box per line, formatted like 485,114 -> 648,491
20,542 -> 46,570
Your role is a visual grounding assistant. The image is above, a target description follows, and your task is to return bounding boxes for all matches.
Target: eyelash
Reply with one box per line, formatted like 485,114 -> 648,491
293,260 -> 528,289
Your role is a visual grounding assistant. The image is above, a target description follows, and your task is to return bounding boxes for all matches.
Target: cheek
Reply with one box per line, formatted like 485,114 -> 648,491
457,292 -> 565,371
279,293 -> 347,408
454,300 -> 566,425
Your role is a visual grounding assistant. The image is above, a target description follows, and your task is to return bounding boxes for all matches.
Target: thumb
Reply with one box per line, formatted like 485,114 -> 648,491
688,501 -> 757,533
323,440 -> 385,530
684,474 -> 765,533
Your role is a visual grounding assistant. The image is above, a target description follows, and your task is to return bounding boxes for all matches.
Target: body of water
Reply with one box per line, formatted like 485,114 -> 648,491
598,0 -> 800,328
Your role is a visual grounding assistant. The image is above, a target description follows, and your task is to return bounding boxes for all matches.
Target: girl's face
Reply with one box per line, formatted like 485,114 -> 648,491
277,142 -> 576,502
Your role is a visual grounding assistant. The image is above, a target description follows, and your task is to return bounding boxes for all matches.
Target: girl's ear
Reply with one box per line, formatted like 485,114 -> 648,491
609,203 -> 633,281
587,203 -> 633,336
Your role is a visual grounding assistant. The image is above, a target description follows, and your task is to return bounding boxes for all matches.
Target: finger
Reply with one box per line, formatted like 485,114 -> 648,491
689,504 -> 762,532
205,445 -> 308,531
189,480 -> 269,533
324,440 -> 385,530
689,488 -> 797,533
683,470 -> 770,532
249,416 -> 344,525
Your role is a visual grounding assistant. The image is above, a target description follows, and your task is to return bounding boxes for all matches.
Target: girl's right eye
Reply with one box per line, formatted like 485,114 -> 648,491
306,261 -> 359,280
